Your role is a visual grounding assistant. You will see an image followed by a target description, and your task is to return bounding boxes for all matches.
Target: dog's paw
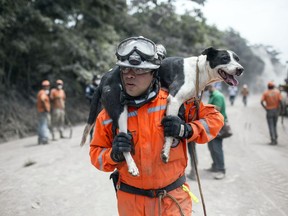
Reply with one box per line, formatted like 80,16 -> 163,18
161,152 -> 169,163
128,166 -> 139,176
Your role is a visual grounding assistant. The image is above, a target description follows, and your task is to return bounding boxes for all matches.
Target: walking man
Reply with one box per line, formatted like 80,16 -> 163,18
37,80 -> 51,144
241,84 -> 249,106
50,79 -> 66,139
261,81 -> 282,145
228,85 -> 238,106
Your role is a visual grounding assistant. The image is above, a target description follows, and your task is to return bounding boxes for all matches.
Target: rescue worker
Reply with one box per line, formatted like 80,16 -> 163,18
37,80 -> 51,144
261,81 -> 282,145
50,79 -> 66,140
90,36 -> 224,216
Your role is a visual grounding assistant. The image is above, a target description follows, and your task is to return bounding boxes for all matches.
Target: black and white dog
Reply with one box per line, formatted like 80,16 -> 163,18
81,47 -> 244,176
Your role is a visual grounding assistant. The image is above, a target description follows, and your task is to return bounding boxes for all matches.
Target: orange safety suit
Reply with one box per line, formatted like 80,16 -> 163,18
261,89 -> 282,110
37,90 -> 50,113
90,89 -> 224,216
50,88 -> 66,109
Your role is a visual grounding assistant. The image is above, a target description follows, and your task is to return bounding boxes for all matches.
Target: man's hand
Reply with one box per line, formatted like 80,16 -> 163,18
111,132 -> 133,162
161,115 -> 193,139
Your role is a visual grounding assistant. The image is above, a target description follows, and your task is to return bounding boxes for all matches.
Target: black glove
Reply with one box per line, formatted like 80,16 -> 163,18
111,132 -> 133,162
161,115 -> 193,139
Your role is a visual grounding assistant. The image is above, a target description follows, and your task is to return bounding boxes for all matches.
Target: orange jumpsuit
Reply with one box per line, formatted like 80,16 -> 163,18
50,88 -> 66,109
37,90 -> 50,113
261,89 -> 282,110
50,88 -> 66,138
90,89 -> 224,216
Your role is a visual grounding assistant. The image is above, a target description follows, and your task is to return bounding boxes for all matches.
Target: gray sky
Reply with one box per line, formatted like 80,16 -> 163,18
175,0 -> 288,65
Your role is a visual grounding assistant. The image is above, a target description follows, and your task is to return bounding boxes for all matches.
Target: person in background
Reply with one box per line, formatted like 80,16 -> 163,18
241,84 -> 249,106
85,75 -> 99,104
261,81 -> 282,145
89,36 -> 224,215
228,85 -> 238,106
37,80 -> 51,144
206,84 -> 227,180
50,79 -> 66,140
85,75 -> 100,140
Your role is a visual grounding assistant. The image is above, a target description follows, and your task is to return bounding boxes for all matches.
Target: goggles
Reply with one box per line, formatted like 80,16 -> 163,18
116,37 -> 157,61
121,67 -> 153,75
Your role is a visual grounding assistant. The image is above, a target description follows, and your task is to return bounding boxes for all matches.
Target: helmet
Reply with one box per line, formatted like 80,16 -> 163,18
268,81 -> 275,88
56,79 -> 63,85
42,80 -> 50,86
156,44 -> 167,60
115,36 -> 160,70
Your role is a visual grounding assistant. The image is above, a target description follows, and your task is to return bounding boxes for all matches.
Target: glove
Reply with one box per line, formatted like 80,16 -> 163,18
111,132 -> 133,162
161,115 -> 193,139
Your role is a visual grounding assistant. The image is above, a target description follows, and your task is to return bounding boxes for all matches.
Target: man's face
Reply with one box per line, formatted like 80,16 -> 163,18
121,67 -> 154,97
205,85 -> 213,93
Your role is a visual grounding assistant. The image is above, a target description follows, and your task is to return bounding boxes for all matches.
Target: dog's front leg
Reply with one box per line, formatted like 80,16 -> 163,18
119,105 -> 139,176
161,96 -> 182,163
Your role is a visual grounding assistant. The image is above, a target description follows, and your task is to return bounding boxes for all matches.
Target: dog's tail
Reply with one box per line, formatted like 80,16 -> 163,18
80,86 -> 102,147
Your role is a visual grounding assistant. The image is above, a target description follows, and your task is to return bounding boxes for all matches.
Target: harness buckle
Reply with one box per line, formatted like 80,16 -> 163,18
156,189 -> 167,197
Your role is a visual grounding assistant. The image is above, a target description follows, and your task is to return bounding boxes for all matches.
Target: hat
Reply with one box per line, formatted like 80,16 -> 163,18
42,80 -> 50,86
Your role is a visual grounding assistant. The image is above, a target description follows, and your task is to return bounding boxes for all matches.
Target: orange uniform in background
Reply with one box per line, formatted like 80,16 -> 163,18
50,80 -> 66,139
37,90 -> 51,113
50,88 -> 66,109
261,82 -> 282,145
261,89 -> 282,110
37,80 -> 51,144
90,89 -> 224,216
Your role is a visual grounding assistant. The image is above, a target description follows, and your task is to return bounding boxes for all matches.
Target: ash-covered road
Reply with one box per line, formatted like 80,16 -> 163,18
1,94 -> 288,216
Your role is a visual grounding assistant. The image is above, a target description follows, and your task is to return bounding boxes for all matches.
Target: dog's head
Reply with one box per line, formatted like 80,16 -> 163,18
202,47 -> 244,86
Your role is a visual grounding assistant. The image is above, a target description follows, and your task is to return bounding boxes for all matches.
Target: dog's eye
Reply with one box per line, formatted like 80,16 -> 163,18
233,54 -> 240,62
221,56 -> 230,63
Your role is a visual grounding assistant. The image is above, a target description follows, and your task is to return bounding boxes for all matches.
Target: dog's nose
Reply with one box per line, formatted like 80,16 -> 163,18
236,67 -> 244,76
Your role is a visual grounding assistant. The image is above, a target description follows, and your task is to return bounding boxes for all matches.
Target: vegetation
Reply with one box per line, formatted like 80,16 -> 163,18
0,0 -> 281,142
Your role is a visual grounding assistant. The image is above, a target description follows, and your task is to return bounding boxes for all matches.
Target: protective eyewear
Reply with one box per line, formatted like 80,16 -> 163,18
116,37 -> 157,61
121,67 -> 153,75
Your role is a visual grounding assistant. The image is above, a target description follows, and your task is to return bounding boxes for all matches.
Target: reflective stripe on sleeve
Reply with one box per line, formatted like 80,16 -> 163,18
199,118 -> 213,140
98,148 -> 107,170
102,119 -> 113,125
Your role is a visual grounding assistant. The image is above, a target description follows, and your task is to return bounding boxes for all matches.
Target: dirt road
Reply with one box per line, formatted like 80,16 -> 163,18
1,94 -> 288,216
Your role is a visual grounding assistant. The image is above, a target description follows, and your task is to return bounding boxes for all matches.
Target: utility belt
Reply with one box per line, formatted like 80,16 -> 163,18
118,175 -> 186,198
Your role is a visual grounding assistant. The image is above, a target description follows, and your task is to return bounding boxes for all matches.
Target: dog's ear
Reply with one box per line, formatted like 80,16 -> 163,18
201,47 -> 218,61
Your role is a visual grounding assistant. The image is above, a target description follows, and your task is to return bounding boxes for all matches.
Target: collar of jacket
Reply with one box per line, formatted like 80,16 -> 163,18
120,77 -> 160,108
